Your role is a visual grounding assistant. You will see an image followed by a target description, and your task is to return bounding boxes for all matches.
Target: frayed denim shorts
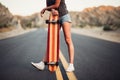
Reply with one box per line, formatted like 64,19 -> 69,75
59,14 -> 72,25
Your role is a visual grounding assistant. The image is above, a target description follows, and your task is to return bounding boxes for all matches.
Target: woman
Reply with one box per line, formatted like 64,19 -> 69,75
31,0 -> 75,72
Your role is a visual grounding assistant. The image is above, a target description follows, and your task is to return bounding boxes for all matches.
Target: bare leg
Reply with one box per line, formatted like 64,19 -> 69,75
62,22 -> 74,64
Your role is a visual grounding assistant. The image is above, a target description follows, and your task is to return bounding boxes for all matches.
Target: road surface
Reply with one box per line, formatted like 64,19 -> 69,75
0,28 -> 120,80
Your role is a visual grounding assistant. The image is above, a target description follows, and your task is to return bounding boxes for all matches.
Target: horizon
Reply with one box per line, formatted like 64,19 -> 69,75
0,0 -> 120,16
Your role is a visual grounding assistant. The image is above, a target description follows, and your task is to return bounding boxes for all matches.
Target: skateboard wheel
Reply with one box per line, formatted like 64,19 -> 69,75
46,20 -> 49,24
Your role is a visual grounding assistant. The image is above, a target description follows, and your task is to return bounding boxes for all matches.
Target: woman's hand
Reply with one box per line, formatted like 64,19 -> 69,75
40,8 -> 58,17
40,8 -> 46,17
51,9 -> 59,16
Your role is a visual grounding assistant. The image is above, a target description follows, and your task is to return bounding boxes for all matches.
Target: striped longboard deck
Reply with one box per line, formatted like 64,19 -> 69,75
46,13 -> 60,72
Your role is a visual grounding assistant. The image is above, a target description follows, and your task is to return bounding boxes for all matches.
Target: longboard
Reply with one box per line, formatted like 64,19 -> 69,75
46,12 -> 60,72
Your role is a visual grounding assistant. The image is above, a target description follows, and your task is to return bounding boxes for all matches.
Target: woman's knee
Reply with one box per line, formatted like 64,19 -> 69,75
65,37 -> 72,45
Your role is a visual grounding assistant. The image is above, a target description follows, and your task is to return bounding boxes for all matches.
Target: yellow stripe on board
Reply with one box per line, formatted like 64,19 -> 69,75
49,13 -> 54,71
54,16 -> 58,62
49,14 -> 53,62
54,22 -> 57,61
59,51 -> 77,80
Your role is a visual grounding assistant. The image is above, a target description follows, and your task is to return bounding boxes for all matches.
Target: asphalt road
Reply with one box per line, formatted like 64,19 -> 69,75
0,28 -> 120,80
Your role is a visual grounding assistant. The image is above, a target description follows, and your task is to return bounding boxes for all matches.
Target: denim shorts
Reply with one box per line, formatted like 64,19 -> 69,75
59,14 -> 72,25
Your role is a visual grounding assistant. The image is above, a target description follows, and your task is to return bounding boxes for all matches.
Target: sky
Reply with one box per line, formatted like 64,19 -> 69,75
0,0 -> 120,16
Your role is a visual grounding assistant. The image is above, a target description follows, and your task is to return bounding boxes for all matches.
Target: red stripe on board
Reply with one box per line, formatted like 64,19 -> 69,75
51,20 -> 55,71
57,16 -> 59,61
46,14 -> 50,70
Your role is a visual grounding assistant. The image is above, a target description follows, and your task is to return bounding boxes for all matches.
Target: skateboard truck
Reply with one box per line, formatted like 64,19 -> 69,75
45,62 -> 59,66
46,20 -> 59,24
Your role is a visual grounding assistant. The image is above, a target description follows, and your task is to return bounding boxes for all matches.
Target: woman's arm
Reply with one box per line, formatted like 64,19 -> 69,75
41,0 -> 61,17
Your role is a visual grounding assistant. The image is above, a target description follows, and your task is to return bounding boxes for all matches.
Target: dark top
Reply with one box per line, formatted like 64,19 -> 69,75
46,0 -> 68,17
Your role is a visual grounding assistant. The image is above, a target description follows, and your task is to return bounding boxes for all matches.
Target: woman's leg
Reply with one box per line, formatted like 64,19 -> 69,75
62,22 -> 74,64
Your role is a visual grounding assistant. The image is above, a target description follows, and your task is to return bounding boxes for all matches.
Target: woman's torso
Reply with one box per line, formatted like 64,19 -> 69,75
46,0 -> 68,17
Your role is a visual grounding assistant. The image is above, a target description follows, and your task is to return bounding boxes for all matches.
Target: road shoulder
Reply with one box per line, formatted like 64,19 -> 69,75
71,28 -> 120,43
